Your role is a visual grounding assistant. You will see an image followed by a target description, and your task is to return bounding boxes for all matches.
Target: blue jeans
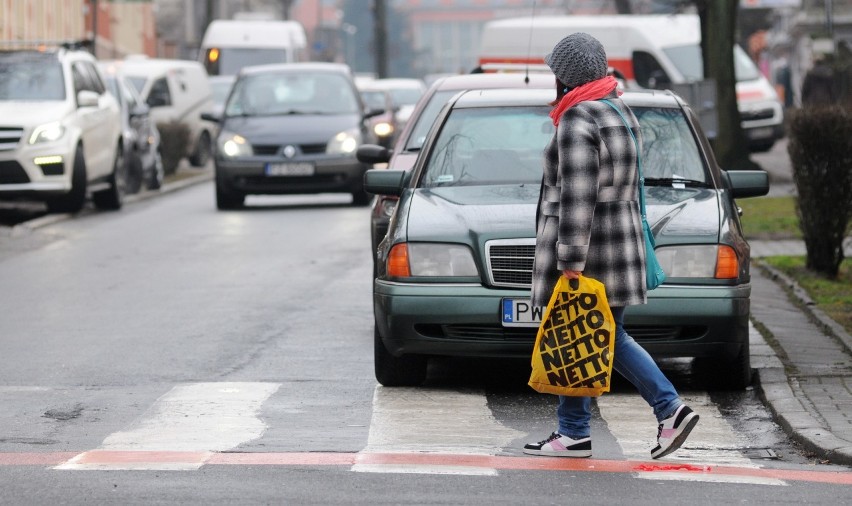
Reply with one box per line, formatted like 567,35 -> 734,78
556,306 -> 682,438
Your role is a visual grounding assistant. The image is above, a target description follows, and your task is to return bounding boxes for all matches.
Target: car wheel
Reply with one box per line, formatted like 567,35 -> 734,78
697,344 -> 752,391
125,151 -> 144,195
145,151 -> 164,191
374,325 -> 427,386
352,189 -> 372,207
93,145 -> 126,210
216,182 -> 244,210
189,131 -> 212,167
46,147 -> 87,214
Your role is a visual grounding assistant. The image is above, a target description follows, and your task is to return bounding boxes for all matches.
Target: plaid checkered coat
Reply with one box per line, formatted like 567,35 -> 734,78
531,93 -> 647,308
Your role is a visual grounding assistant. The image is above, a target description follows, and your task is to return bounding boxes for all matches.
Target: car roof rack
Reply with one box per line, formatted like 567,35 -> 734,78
0,39 -> 93,52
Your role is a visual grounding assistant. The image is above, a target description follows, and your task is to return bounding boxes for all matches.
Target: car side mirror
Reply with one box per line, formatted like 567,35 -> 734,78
201,112 -> 221,123
357,144 -> 392,164
364,169 -> 408,196
77,90 -> 99,108
724,169 -> 770,199
129,104 -> 150,118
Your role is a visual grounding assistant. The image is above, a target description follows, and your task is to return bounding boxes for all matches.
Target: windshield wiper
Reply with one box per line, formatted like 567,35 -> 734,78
645,177 -> 709,188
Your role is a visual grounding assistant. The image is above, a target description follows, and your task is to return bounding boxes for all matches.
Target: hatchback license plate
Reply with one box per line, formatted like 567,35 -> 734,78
501,298 -> 544,327
266,162 -> 315,176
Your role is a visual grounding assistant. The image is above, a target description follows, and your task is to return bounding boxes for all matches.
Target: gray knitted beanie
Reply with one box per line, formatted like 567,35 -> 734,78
544,32 -> 608,88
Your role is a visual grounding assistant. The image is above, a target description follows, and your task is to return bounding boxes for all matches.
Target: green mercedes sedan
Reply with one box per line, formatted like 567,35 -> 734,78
363,88 -> 769,390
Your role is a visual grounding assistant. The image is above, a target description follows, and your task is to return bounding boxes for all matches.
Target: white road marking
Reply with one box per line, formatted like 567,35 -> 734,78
56,382 -> 280,471
596,393 -> 786,485
353,386 -> 525,475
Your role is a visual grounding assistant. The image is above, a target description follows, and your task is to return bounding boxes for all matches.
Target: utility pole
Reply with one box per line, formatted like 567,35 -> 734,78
91,0 -> 98,56
373,0 -> 388,78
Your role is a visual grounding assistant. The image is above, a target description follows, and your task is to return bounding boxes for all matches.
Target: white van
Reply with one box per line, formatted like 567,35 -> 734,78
478,15 -> 784,152
199,19 -> 308,76
109,57 -> 215,172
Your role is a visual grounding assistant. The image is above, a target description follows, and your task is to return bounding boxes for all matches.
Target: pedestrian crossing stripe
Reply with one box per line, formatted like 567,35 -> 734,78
3,382 -> 839,485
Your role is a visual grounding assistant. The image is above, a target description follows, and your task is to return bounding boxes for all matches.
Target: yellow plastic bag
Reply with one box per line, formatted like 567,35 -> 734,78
528,275 -> 616,397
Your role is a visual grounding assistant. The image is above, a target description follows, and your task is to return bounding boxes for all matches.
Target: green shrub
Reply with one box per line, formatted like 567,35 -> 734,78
787,106 -> 852,278
156,121 -> 191,176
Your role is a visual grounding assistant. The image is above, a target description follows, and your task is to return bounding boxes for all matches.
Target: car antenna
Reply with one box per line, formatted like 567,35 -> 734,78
524,0 -> 537,84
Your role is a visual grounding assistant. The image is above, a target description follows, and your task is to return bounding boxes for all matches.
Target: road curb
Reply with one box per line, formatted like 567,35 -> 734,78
754,367 -> 852,466
7,169 -> 213,235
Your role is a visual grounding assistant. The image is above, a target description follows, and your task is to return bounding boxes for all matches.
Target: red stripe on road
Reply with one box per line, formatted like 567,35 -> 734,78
0,452 -> 76,465
2,451 -> 850,485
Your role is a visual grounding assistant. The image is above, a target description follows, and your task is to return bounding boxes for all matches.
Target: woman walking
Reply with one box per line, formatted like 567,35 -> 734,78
524,32 -> 699,460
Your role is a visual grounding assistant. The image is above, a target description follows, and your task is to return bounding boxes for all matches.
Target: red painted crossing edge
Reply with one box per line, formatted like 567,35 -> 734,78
1,452 -> 850,485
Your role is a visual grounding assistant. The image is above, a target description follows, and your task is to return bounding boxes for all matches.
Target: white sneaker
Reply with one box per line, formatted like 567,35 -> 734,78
651,404 -> 699,459
523,432 -> 592,458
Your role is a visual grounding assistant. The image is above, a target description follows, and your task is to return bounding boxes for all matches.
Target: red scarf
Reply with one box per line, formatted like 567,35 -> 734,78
549,76 -> 621,126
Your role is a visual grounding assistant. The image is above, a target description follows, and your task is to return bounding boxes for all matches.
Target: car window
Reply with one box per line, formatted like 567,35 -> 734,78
387,88 -> 422,106
72,62 -> 96,94
147,77 -> 172,107
419,103 -> 708,189
80,62 -> 106,94
405,89 -> 457,151
225,71 -> 359,116
662,44 -> 761,83
632,106 -> 708,183
421,106 -> 553,187
0,54 -> 66,100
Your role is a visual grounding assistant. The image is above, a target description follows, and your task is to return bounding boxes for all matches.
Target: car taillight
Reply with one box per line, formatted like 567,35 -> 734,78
387,243 -> 411,277
715,245 -> 739,279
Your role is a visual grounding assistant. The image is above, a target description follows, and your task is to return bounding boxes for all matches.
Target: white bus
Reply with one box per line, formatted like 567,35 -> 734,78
478,15 -> 784,152
199,19 -> 307,76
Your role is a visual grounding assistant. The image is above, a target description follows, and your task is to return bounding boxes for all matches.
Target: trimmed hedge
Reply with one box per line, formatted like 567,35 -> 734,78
156,121 -> 191,176
787,106 -> 852,278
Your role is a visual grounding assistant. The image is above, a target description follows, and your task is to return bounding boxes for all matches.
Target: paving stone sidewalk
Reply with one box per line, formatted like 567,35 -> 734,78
749,240 -> 852,465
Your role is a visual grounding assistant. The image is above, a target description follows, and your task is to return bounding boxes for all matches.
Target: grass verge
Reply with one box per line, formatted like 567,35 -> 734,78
738,196 -> 800,240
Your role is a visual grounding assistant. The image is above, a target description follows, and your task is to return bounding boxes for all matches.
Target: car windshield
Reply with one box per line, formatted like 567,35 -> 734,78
225,71 -> 359,116
360,90 -> 386,110
0,54 -> 65,100
405,89 -> 457,151
663,44 -> 761,83
387,88 -> 422,106
420,104 -> 708,188
421,106 -> 553,187
215,48 -> 289,76
210,78 -> 235,107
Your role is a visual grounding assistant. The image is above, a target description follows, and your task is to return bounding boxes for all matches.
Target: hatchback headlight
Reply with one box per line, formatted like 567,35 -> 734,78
387,243 -> 479,277
29,122 -> 65,144
218,131 -> 252,158
655,245 -> 738,279
373,122 -> 394,138
327,128 -> 361,155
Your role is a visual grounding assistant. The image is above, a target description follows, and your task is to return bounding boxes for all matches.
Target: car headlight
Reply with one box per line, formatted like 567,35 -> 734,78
29,122 -> 65,144
373,122 -> 394,138
655,245 -> 738,279
327,128 -> 361,155
387,243 -> 479,277
218,131 -> 253,158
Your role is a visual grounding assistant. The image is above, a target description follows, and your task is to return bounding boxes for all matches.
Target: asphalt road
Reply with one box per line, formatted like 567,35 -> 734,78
0,181 -> 850,504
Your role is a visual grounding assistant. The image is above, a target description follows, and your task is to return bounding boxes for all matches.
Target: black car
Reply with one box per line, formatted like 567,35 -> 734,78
203,62 -> 383,209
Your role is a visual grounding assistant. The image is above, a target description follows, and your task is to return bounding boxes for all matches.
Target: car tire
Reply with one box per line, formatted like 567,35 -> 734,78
374,325 -> 427,386
352,189 -> 372,207
145,151 -> 164,191
697,344 -> 752,391
216,182 -> 245,210
93,145 -> 126,210
46,147 -> 87,214
125,151 -> 144,195
189,131 -> 212,167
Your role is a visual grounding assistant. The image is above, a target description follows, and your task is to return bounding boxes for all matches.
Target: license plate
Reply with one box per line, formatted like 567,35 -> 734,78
501,298 -> 544,327
265,162 -> 315,176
